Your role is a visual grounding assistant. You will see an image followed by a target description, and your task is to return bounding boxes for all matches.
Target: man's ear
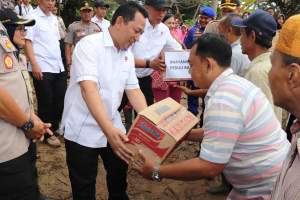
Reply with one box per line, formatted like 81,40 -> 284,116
206,57 -> 214,74
114,16 -> 124,28
288,63 -> 300,89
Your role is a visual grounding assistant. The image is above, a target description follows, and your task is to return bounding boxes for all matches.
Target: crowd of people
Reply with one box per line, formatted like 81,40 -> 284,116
0,0 -> 299,200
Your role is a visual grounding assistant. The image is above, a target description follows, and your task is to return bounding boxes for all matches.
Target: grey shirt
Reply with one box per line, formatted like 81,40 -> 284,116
64,21 -> 100,46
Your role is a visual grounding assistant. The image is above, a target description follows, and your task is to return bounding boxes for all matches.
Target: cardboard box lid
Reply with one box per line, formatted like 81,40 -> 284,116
139,97 -> 182,125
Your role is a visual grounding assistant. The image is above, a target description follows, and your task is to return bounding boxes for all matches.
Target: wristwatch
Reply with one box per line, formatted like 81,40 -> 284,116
151,166 -> 162,182
20,119 -> 34,133
145,59 -> 151,68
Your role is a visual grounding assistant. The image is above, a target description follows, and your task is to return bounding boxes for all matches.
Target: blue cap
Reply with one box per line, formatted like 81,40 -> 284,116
232,9 -> 277,39
199,6 -> 216,18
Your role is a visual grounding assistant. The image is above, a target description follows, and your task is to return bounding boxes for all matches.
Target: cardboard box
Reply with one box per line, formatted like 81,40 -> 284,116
127,97 -> 199,165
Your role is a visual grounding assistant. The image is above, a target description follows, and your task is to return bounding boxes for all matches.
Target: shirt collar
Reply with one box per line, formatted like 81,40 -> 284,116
103,28 -> 114,47
231,38 -> 240,48
36,6 -> 52,17
250,51 -> 271,65
205,68 -> 234,101
145,18 -> 163,31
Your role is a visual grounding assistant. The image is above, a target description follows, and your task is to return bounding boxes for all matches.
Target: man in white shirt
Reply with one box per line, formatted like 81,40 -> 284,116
91,1 -> 110,30
25,0 -> 66,147
218,13 -> 250,76
130,0 -> 181,107
61,2 -> 148,199
15,0 -> 33,17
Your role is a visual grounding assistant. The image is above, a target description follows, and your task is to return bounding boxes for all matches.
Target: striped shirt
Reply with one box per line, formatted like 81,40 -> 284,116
200,68 -> 290,200
271,130 -> 300,200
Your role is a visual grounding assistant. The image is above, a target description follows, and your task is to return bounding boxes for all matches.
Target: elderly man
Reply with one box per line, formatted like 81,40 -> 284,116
232,9 -> 283,123
269,14 -> 300,200
61,2 -> 148,200
133,33 -> 290,200
218,14 -> 250,76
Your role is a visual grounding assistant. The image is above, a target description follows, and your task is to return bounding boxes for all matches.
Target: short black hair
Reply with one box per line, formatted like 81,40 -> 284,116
281,52 -> 300,66
245,26 -> 272,49
194,33 -> 232,68
111,1 -> 148,26
220,13 -> 241,36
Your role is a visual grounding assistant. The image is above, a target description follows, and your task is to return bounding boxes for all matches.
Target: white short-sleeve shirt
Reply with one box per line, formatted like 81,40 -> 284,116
25,6 -> 64,73
91,16 -> 110,31
61,29 -> 139,148
131,19 -> 182,78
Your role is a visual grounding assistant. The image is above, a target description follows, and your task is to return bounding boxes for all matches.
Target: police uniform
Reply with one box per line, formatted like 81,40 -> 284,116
0,22 -> 38,200
64,21 -> 100,46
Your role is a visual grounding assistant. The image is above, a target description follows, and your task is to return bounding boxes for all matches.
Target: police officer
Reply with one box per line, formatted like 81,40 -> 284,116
64,1 -> 100,68
0,8 -> 52,200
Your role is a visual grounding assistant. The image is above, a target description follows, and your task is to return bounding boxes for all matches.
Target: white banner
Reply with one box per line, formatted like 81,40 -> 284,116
164,51 -> 191,81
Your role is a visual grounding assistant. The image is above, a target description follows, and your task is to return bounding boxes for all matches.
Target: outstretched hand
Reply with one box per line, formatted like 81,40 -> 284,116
131,150 -> 155,180
107,128 -> 134,164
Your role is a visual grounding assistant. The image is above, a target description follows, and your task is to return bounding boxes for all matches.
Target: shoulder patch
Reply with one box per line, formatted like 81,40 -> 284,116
0,35 -> 16,52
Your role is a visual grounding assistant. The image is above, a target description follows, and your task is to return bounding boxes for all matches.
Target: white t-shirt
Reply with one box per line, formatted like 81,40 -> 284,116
230,39 -> 250,77
61,29 -> 139,148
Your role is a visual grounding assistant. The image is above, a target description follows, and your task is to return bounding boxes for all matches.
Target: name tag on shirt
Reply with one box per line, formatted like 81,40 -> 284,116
164,51 -> 191,81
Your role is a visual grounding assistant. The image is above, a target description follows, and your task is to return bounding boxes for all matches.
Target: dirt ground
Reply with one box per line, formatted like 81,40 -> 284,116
37,139 -> 227,200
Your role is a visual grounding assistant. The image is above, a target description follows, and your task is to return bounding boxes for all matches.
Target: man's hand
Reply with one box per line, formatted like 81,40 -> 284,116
131,150 -> 156,180
25,114 -> 53,141
291,120 -> 300,135
107,127 -> 134,163
150,56 -> 166,71
31,63 -> 43,80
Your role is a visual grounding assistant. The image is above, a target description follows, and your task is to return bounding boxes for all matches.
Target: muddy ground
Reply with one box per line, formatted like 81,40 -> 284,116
37,139 -> 227,200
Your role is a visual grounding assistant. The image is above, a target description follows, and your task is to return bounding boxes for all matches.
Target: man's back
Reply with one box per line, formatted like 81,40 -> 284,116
201,69 -> 289,199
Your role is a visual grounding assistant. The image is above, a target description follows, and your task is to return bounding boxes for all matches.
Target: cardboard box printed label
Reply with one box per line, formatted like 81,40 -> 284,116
164,51 -> 191,81
127,98 -> 199,165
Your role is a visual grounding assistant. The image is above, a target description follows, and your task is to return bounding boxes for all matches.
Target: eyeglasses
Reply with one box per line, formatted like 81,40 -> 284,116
15,25 -> 26,32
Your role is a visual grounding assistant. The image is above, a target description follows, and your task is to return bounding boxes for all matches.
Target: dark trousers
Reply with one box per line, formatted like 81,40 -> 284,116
31,72 -> 67,133
0,152 -> 39,200
138,76 -> 154,106
187,80 -> 199,116
65,139 -> 129,200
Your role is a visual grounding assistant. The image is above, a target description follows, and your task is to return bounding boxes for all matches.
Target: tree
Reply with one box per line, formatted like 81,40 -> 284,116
266,0 -> 300,18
